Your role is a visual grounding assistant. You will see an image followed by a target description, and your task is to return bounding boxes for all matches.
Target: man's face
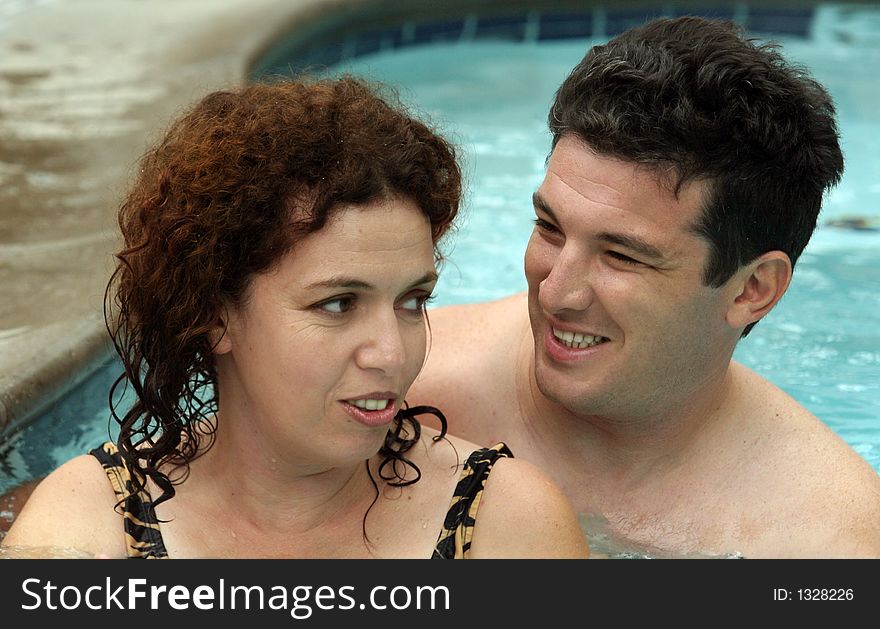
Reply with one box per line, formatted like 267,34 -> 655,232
524,135 -> 738,421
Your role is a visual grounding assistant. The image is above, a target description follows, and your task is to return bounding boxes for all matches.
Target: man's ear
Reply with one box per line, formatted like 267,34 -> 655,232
207,308 -> 233,355
725,251 -> 792,330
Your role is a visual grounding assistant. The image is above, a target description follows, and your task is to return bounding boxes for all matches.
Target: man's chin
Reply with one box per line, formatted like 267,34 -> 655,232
535,366 -> 579,408
534,364 -> 602,414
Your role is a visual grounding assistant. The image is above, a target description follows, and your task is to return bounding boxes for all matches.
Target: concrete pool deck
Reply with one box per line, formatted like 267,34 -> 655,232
0,0 -> 359,434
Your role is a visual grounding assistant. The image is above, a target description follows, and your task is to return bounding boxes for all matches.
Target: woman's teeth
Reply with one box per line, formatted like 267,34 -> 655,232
349,399 -> 391,411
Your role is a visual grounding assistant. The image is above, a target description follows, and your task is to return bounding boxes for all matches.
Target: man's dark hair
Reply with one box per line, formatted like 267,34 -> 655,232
549,17 -> 843,335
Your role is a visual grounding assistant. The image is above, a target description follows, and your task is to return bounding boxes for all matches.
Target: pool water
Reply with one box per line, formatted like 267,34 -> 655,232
1,19 -> 878,503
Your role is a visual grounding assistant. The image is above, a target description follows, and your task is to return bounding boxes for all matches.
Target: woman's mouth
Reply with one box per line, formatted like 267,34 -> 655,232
341,396 -> 397,427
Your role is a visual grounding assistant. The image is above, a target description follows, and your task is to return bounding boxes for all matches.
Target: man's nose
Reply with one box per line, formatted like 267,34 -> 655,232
539,245 -> 594,314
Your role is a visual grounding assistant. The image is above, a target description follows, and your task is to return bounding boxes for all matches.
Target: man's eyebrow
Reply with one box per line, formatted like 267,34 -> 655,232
533,191 -> 665,262
532,192 -> 558,222
597,232 -> 665,262
304,271 -> 438,292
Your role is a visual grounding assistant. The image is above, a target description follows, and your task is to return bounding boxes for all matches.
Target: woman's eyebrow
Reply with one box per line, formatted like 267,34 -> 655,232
304,271 -> 438,292
304,277 -> 374,291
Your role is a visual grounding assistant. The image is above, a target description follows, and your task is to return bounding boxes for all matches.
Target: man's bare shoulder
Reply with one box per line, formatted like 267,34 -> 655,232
730,361 -> 874,470
425,292 -> 527,350
411,293 -> 528,443
727,362 -> 880,557
421,292 -> 528,379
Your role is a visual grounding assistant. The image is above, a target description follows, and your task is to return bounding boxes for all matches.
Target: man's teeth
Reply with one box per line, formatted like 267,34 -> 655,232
349,399 -> 391,411
552,328 -> 608,349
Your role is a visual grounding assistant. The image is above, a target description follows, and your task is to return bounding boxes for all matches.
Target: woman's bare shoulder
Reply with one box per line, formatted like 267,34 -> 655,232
467,454 -> 590,559
2,454 -> 125,557
411,428 -> 588,557
408,426 -> 477,471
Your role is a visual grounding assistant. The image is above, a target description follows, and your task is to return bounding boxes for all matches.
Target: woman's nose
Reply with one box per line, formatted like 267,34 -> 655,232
355,313 -> 407,372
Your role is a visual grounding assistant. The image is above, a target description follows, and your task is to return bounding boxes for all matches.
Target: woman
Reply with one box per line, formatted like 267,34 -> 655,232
3,77 -> 588,559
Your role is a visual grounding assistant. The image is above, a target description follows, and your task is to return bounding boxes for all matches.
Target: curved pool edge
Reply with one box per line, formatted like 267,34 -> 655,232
0,0 -> 371,436
0,316 -> 112,437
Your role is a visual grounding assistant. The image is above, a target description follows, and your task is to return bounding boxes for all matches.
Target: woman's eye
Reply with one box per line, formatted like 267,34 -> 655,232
318,296 -> 355,314
399,293 -> 434,312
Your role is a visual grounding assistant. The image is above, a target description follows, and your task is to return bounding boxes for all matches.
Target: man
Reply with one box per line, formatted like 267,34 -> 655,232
410,17 -> 880,558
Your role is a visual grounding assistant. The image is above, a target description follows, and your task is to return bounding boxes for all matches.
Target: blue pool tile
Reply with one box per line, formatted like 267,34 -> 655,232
301,42 -> 347,69
605,7 -> 666,36
353,31 -> 383,57
747,7 -> 814,37
414,19 -> 465,44
474,14 -> 528,41
671,6 -> 736,21
538,12 -> 594,40
353,27 -> 402,57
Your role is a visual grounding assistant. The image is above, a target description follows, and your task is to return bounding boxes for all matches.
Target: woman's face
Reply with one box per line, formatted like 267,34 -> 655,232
214,196 -> 438,467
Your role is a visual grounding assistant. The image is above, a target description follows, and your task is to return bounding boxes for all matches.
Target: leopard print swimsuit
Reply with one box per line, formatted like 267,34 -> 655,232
90,441 -> 512,559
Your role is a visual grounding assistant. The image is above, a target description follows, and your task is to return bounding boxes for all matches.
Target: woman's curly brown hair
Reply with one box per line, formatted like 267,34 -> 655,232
105,76 -> 462,513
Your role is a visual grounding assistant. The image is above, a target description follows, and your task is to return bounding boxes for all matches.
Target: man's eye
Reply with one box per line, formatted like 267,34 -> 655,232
533,218 -> 560,234
317,297 -> 355,314
607,251 -> 643,266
